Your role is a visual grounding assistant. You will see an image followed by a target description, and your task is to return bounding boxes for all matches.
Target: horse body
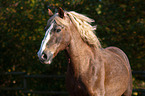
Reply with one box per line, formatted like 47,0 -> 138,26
65,24 -> 132,96
37,8 -> 132,96
66,47 -> 132,96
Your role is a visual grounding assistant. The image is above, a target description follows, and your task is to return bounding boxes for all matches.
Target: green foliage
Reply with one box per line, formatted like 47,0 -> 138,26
0,0 -> 144,95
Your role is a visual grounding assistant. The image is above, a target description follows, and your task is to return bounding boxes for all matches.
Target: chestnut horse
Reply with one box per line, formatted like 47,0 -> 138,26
37,8 -> 132,96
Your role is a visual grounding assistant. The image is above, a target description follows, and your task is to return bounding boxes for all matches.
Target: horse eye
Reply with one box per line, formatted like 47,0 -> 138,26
44,28 -> 47,32
56,29 -> 61,33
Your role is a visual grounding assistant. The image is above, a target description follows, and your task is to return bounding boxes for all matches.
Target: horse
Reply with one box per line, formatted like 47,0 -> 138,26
37,7 -> 132,96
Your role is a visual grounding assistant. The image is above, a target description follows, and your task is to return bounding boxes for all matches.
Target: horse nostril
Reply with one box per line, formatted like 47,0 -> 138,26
41,53 -> 47,60
44,54 -> 47,59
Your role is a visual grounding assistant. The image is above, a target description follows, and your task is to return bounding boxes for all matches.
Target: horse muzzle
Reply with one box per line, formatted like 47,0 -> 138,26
38,51 -> 54,64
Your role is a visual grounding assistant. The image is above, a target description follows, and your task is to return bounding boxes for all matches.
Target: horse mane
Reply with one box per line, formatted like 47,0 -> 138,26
47,11 -> 102,49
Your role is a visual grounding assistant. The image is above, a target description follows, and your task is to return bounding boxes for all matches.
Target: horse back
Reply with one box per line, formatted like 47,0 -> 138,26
105,47 -> 131,74
105,46 -> 132,95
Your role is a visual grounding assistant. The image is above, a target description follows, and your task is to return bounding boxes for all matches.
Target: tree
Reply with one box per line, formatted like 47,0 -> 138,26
0,0 -> 144,95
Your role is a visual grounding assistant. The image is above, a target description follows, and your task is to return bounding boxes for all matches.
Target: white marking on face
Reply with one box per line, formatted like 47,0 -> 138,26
37,22 -> 54,57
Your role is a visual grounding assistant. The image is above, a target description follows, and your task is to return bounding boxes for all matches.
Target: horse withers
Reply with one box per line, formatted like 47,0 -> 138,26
37,7 -> 132,96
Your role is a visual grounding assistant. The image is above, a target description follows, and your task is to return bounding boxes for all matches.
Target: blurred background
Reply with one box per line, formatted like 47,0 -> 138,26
0,0 -> 144,96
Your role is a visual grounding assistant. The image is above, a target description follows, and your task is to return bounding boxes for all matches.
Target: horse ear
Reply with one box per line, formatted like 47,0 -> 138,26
48,8 -> 53,16
58,7 -> 64,18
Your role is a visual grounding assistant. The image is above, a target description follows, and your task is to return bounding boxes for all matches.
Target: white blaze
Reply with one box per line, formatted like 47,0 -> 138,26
37,23 -> 54,57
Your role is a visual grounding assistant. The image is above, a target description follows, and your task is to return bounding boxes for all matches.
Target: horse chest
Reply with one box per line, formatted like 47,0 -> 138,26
66,75 -> 90,96
66,58 -> 98,95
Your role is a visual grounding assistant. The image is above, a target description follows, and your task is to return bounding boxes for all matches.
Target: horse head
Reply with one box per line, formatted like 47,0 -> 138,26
37,7 -> 71,64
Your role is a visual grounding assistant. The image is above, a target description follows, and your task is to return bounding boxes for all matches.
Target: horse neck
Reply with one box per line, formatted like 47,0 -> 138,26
66,26 -> 98,78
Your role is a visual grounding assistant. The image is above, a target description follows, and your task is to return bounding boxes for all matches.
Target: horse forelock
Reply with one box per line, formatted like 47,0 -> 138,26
46,11 -> 102,49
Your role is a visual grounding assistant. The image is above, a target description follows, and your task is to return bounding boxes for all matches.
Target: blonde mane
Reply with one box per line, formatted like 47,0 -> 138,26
47,11 -> 102,49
